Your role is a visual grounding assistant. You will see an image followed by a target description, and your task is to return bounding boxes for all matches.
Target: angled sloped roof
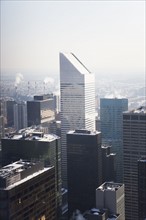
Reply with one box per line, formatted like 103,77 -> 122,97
61,52 -> 91,74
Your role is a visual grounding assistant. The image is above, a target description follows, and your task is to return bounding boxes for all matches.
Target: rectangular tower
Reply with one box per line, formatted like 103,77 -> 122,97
60,52 -> 95,185
14,102 -> 27,130
123,106 -> 146,220
138,159 -> 146,220
96,182 -> 125,220
27,94 -> 55,127
67,129 -> 102,217
100,98 -> 128,182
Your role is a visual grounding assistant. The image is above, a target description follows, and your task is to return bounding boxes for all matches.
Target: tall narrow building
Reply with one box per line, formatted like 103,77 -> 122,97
14,102 -> 27,130
60,52 -> 95,185
123,106 -> 146,220
100,98 -> 128,182
67,129 -> 102,217
138,158 -> 146,220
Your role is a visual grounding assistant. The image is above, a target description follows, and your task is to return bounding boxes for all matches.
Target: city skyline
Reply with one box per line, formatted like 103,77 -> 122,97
1,1 -> 145,80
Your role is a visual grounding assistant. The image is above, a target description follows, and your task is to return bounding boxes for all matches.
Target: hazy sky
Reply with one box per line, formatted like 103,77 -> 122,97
1,0 -> 145,78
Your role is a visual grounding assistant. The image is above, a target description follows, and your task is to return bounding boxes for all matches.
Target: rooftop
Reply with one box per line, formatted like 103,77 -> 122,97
97,182 -> 123,191
84,208 -> 120,219
4,127 -> 59,142
68,129 -> 101,136
125,106 -> 146,114
61,52 -> 91,75
0,160 -> 53,189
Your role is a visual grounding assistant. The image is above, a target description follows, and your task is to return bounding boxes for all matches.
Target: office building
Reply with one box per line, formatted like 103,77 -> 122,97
67,129 -> 102,217
138,159 -> 146,220
123,106 -> 146,220
27,94 -> 55,127
1,128 -> 62,217
0,116 -> 5,140
0,160 -> 56,220
101,145 -> 116,182
100,98 -> 128,182
96,182 -> 125,220
6,100 -> 16,127
14,102 -> 27,130
60,52 -> 95,185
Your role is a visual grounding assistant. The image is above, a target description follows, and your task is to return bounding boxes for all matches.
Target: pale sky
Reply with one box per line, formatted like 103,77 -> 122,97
1,0 -> 145,78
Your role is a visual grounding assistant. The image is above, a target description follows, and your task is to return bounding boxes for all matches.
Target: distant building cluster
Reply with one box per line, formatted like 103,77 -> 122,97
0,52 -> 146,220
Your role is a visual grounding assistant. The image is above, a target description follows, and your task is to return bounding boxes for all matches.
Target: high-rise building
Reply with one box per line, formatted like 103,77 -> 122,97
67,129 -> 102,217
101,145 -> 116,182
0,160 -> 56,220
96,182 -> 125,220
6,100 -> 16,127
1,128 -> 62,218
27,94 -> 55,127
60,52 -> 95,185
138,159 -> 146,220
100,98 -> 128,182
123,106 -> 146,220
14,102 -> 27,130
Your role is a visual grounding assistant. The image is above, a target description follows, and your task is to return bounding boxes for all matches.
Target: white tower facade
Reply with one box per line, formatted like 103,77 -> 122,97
60,52 -> 95,185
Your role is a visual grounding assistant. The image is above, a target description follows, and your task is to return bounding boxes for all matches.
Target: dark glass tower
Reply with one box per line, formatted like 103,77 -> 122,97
123,106 -> 146,220
138,159 -> 146,220
67,129 -> 102,217
100,98 -> 128,182
27,94 -> 55,127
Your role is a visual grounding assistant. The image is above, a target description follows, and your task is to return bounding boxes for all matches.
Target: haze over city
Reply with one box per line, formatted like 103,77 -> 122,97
1,0 -> 145,82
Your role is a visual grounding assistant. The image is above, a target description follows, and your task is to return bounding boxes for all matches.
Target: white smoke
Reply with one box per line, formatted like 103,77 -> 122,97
15,73 -> 24,87
105,90 -> 126,99
43,77 -> 54,85
71,210 -> 85,220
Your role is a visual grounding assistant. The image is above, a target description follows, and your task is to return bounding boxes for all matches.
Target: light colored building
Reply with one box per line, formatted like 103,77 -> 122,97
123,106 -> 146,220
14,102 -> 27,130
96,182 -> 125,220
60,52 -> 95,185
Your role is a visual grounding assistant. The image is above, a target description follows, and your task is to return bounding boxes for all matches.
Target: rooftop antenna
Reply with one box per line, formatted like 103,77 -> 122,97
35,81 -> 37,94
28,81 -> 30,95
43,82 -> 45,94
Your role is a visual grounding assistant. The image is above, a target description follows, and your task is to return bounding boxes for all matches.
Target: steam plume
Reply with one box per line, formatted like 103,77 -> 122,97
15,73 -> 24,87
43,77 -> 54,85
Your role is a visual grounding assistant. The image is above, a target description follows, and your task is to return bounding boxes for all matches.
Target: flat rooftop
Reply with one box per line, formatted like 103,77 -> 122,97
3,127 -> 59,142
97,182 -> 123,191
68,129 -> 101,136
125,106 -> 146,114
0,160 -> 53,189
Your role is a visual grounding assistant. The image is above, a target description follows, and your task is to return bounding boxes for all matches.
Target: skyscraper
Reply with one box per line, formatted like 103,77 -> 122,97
67,129 -> 102,217
14,102 -> 27,130
123,106 -> 146,220
60,52 -> 95,185
100,98 -> 128,182
138,159 -> 146,220
27,94 -> 55,127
